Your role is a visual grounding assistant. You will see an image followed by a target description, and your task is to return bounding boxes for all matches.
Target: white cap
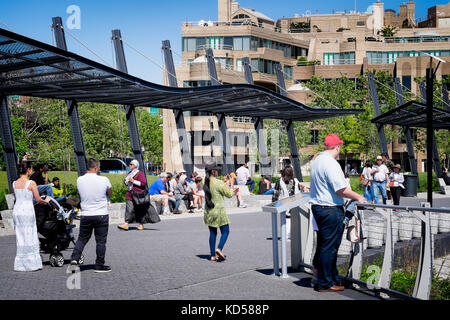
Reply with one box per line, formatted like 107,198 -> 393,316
160,172 -> 168,178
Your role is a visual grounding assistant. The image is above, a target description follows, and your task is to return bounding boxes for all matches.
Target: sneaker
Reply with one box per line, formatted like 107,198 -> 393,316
94,265 -> 111,273
117,224 -> 129,231
239,203 -> 247,208
137,224 -> 144,231
70,260 -> 78,266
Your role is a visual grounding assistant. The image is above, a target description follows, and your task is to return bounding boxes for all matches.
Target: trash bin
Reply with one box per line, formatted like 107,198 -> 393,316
401,174 -> 418,197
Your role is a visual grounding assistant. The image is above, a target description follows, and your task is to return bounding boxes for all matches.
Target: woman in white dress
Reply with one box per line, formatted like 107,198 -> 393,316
13,162 -> 50,271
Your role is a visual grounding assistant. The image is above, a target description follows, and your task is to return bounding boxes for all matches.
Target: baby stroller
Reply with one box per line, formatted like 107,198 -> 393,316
34,196 -> 84,267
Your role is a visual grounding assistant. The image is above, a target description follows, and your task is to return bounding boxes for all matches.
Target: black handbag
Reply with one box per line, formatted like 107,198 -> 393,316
132,189 -> 150,205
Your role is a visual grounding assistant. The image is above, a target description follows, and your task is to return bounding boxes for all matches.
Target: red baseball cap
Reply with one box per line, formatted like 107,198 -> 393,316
324,134 -> 343,147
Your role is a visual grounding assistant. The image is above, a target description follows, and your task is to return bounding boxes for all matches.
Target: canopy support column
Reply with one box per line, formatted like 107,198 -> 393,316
0,94 -> 18,193
368,72 -> 389,157
394,78 -> 417,176
112,29 -> 146,180
275,63 -> 303,181
52,16 -> 87,176
206,48 -> 234,175
420,81 -> 443,182
162,40 -> 193,176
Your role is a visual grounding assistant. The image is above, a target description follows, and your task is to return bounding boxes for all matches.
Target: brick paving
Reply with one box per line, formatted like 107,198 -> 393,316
0,210 -> 375,300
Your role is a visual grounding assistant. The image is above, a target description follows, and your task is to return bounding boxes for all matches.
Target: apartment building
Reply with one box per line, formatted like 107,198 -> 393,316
163,0 -> 449,175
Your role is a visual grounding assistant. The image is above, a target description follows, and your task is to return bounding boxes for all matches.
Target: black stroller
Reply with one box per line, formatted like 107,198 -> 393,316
34,197 -> 84,267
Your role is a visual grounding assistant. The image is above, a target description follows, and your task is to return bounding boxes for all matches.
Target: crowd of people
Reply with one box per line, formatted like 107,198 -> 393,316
12,135 -> 449,296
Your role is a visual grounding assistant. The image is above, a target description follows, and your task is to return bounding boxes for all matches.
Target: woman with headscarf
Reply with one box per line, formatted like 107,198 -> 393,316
203,161 -> 238,261
118,160 -> 147,231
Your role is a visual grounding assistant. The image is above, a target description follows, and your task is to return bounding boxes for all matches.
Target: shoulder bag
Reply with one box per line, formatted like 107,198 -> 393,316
132,188 -> 150,205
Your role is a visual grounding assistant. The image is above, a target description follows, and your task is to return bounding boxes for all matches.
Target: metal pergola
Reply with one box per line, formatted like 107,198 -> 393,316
371,101 -> 450,129
0,24 -> 364,192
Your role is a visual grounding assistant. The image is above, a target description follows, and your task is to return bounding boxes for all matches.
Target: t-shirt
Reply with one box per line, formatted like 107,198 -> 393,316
372,164 -> 389,182
236,166 -> 250,185
310,152 -> 348,206
30,171 -> 45,185
148,178 -> 165,195
77,173 -> 111,216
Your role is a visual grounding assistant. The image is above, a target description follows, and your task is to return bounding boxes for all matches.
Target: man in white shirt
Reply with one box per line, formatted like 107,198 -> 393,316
70,158 -> 112,273
235,162 -> 255,192
310,134 -> 365,293
371,155 -> 389,204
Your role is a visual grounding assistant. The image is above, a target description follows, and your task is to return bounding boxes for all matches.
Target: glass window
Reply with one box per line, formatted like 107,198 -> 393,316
402,75 -> 411,91
242,36 -> 250,51
233,37 -> 243,50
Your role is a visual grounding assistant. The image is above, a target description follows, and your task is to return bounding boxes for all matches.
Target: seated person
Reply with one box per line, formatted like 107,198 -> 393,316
224,174 -> 247,208
164,172 -> 176,211
148,172 -> 170,215
442,168 -> 450,186
258,176 -> 274,195
236,162 -> 255,192
192,176 -> 205,212
30,164 -> 54,199
51,177 -> 66,203
173,175 -> 195,214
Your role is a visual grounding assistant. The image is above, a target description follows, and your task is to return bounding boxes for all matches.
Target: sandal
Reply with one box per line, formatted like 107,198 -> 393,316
210,256 -> 218,261
215,249 -> 226,261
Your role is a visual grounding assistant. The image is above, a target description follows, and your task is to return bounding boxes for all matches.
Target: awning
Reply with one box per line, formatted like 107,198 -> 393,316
0,28 -> 364,122
371,101 -> 450,129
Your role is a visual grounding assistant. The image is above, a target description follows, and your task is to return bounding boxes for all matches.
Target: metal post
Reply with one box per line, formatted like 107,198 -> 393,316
205,48 -> 232,175
0,94 -> 18,193
368,73 -> 389,156
218,113 -> 233,175
378,208 -> 394,290
254,117 -> 270,177
52,17 -> 87,176
280,211 -> 289,278
421,76 -> 442,205
442,83 -> 450,111
276,64 -> 303,180
111,29 -> 146,180
161,40 -> 193,176
242,57 -> 254,85
394,78 -> 418,176
271,212 -> 280,276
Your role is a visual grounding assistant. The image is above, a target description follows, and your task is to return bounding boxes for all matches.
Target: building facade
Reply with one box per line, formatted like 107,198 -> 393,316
162,0 -> 450,175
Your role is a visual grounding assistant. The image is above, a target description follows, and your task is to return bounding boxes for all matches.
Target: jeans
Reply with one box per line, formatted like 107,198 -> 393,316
391,186 -> 402,206
264,189 -> 274,195
71,215 -> 109,266
208,225 -> 230,257
174,193 -> 194,210
55,195 -> 66,203
311,205 -> 344,289
37,184 -> 54,198
246,180 -> 255,192
372,180 -> 387,204
363,184 -> 373,202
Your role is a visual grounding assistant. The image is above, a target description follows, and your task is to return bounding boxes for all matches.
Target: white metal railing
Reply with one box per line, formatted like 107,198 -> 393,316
182,20 -> 284,33
265,198 -> 450,300
196,44 -> 233,51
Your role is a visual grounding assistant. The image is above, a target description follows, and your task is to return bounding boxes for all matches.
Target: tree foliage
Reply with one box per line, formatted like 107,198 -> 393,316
0,97 -> 163,170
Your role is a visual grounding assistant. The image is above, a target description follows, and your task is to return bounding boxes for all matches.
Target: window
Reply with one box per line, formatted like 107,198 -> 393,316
233,14 -> 251,19
402,76 -> 411,91
284,66 -> 293,80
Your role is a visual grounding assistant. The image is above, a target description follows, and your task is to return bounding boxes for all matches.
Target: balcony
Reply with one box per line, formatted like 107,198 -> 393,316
384,36 -> 450,44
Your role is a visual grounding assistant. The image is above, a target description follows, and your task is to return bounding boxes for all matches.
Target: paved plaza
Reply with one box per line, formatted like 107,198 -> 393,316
0,209 -> 375,301
0,192 -> 448,301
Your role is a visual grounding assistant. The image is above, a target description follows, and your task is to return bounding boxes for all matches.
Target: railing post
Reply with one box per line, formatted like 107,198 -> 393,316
0,94 -> 18,193
52,16 -> 87,176
254,116 -> 271,177
111,29 -> 146,180
161,40 -> 194,176
378,208 -> 394,290
412,202 -> 433,300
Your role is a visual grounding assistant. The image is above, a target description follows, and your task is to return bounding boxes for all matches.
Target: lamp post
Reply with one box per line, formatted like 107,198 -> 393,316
423,52 -> 445,206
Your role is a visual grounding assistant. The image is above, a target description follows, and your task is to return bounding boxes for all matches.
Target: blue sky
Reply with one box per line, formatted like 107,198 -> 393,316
0,0 -> 439,84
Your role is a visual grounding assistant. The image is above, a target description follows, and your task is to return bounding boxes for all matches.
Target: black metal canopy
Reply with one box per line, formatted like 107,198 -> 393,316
371,100 -> 450,129
0,27 -> 363,121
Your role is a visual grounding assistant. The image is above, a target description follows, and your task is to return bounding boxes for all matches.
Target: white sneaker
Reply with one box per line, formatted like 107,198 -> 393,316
194,208 -> 201,213
239,203 -> 247,208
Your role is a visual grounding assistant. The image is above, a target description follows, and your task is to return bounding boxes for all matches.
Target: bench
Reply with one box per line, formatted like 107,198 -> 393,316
438,178 -> 450,195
